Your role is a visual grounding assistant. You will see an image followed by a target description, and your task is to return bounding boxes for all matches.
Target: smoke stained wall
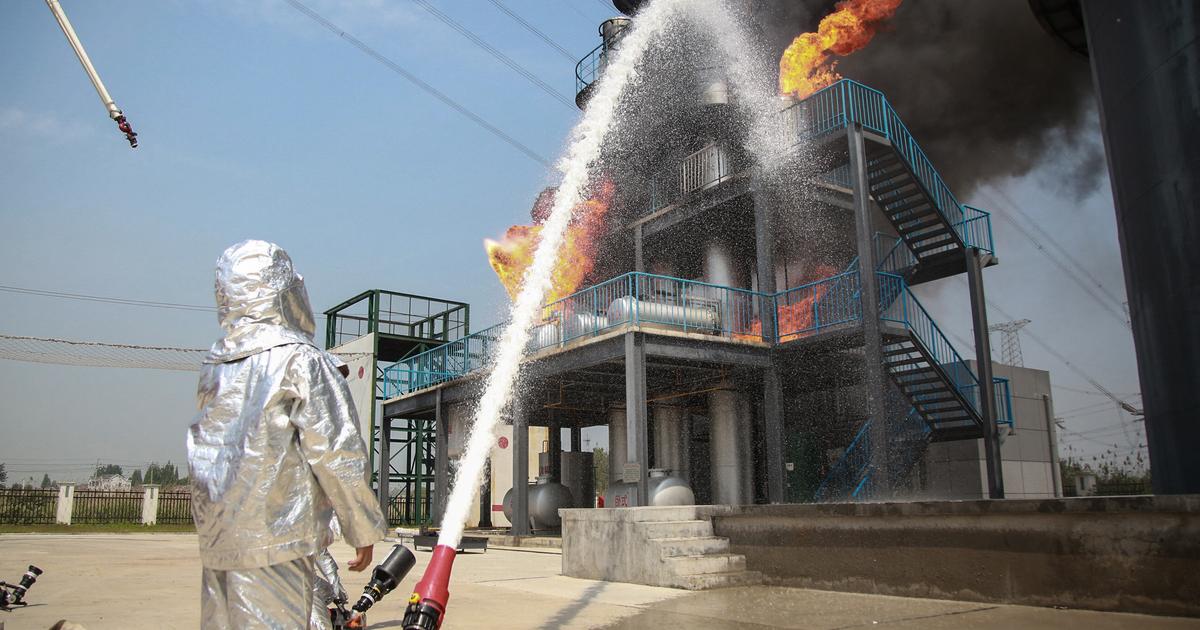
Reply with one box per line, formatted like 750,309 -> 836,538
758,0 -> 1102,198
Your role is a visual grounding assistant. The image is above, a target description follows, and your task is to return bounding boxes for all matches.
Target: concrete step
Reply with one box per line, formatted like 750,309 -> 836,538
650,536 -> 730,558
635,519 -> 713,539
666,553 -> 746,576
626,506 -> 701,522
673,569 -> 764,591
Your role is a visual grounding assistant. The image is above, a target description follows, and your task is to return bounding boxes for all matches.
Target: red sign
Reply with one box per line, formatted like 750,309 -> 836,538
498,436 -> 509,449
357,366 -> 366,379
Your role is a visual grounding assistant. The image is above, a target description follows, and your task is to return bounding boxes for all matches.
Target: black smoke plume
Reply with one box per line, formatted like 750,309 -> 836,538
756,0 -> 1101,199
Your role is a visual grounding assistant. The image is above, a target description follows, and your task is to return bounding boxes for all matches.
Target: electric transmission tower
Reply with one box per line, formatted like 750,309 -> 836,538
989,319 -> 1032,367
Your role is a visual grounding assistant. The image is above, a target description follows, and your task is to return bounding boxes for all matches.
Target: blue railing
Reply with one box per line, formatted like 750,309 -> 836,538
961,377 -> 1014,427
814,405 -> 939,502
813,417 -> 873,502
778,79 -> 994,254
774,270 -> 862,341
527,271 -> 767,353
575,41 -> 605,95
382,269 -> 994,410
380,323 -> 504,398
877,272 -> 983,416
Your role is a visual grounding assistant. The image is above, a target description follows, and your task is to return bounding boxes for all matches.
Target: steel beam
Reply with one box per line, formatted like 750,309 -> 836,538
762,368 -> 785,503
643,337 -> 771,367
511,399 -> 530,535
967,248 -> 1004,499
548,411 -> 562,482
849,123 -> 892,496
625,332 -> 651,503
433,388 -> 448,524
377,416 -> 391,517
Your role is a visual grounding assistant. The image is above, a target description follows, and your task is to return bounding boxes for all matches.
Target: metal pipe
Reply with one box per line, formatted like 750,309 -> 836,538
1043,393 -> 1063,497
44,0 -> 120,119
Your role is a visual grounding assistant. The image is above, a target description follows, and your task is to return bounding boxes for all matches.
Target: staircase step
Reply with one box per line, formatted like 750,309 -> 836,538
673,570 -> 764,591
667,553 -> 747,576
651,536 -> 730,558
913,235 -> 957,253
636,520 -> 713,539
872,178 -> 920,197
896,375 -> 943,387
897,217 -> 944,234
885,356 -> 931,369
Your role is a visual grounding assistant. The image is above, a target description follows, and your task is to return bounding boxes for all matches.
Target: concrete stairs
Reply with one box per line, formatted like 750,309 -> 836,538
638,511 -> 763,591
561,505 -> 762,590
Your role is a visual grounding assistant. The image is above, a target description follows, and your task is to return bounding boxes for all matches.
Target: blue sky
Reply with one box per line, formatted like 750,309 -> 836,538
0,0 -> 1142,483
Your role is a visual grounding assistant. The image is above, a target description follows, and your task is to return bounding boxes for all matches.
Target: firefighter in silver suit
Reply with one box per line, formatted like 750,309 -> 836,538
188,240 -> 387,629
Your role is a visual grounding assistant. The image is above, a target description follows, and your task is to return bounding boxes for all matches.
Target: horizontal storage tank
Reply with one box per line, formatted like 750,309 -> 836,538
606,295 -> 720,331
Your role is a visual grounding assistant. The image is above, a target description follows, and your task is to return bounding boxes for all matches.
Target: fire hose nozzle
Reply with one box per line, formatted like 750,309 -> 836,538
115,114 -> 137,148
401,544 -> 456,630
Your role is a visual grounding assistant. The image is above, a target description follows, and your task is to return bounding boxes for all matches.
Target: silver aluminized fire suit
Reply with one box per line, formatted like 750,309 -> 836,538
188,240 -> 386,629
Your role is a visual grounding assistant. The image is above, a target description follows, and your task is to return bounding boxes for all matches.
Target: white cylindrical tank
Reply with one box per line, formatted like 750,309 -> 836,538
529,475 -> 573,530
648,468 -> 694,506
709,388 -> 749,505
652,405 -> 687,474
608,406 -> 627,486
605,296 -> 719,331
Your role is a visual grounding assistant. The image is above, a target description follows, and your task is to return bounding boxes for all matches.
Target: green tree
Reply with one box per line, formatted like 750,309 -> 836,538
95,463 -> 124,478
0,462 -> 7,485
41,474 -> 52,489
130,469 -> 143,486
145,461 -> 181,487
593,447 -> 608,498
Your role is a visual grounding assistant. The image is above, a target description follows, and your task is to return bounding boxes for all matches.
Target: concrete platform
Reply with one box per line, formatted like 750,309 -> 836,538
1,533 -> 1198,629
563,496 -> 1200,617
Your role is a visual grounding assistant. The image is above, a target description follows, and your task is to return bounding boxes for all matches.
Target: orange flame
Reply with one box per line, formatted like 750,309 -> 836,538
484,180 -> 615,306
779,0 -> 903,99
741,265 -> 840,342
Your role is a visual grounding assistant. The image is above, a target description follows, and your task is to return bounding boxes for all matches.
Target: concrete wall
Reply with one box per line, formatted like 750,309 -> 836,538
918,362 -> 1059,500
711,496 -> 1200,617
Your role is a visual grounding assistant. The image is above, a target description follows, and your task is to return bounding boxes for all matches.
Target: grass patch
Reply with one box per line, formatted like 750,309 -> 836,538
0,523 -> 195,534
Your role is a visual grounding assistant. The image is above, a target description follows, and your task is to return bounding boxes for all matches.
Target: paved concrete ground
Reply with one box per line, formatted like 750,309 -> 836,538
1,534 -> 1197,629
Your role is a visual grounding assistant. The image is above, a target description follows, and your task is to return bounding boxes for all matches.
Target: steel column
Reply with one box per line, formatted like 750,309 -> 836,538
548,412 -> 562,482
511,400 -> 530,535
848,123 -> 891,496
433,389 -> 448,524
377,417 -> 391,519
634,224 -> 645,272
625,332 -> 650,503
967,247 -> 1004,499
570,426 -> 582,452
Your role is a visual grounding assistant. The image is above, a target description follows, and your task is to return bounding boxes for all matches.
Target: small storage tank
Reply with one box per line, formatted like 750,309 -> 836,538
502,476 -> 573,531
604,470 -> 694,507
648,469 -> 694,506
530,475 -> 573,530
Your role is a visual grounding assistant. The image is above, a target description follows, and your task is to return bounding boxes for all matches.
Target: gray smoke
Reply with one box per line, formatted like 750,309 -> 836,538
756,0 -> 1102,199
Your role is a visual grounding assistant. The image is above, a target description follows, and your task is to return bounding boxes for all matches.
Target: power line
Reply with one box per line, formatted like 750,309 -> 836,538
411,0 -> 576,109
281,0 -> 553,168
978,188 -> 1130,330
0,283 -> 213,312
485,0 -> 577,61
986,185 -> 1128,313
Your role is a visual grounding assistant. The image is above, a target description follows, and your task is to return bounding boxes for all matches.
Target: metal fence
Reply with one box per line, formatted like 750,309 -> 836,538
157,491 -> 193,524
72,490 -> 142,524
0,488 -> 58,524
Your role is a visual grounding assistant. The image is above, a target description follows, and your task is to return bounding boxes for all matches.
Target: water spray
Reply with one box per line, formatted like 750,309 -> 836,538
402,1 -> 685,628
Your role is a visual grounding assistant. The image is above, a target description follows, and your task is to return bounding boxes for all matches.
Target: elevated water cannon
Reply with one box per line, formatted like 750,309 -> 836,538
44,0 -> 139,147
400,544 -> 456,630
